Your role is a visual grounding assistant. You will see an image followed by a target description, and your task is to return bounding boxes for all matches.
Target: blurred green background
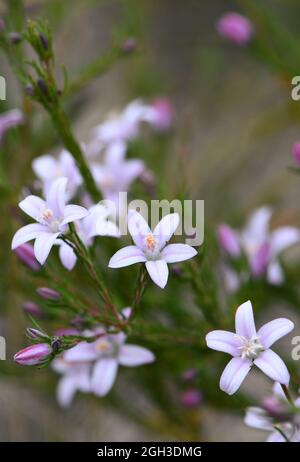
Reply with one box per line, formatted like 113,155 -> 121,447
1,0 -> 300,441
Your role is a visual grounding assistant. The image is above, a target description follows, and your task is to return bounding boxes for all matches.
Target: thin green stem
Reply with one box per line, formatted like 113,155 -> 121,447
129,266 -> 148,322
273,425 -> 290,442
280,384 -> 295,407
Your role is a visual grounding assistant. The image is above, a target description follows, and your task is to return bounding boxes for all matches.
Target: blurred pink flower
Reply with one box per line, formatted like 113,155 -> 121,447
32,149 -> 82,199
245,383 -> 300,442
11,177 -> 88,265
109,211 -> 197,288
219,206 -> 300,287
0,109 -> 24,143
52,358 -> 91,408
90,142 -> 144,205
206,300 -> 293,395
292,141 -> 300,165
14,343 -> 51,366
216,12 -> 253,46
53,317 -> 154,406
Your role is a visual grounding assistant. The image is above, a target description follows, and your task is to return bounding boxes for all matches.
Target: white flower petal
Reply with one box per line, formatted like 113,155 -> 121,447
128,210 -> 151,247
59,243 -> 77,270
161,243 -> 197,263
57,375 -> 77,408
270,227 -> 300,257
60,204 -> 88,226
46,177 -> 68,217
145,260 -> 169,288
34,232 -> 60,265
19,195 -> 46,222
220,357 -> 252,395
153,213 -> 180,249
254,349 -> 290,384
206,330 -> 241,356
109,245 -> 146,268
32,155 -> 57,181
235,300 -> 257,339
11,223 -> 46,249
244,407 -> 273,431
91,358 -> 118,396
118,345 -> 155,366
258,318 -> 294,349
267,260 -> 284,285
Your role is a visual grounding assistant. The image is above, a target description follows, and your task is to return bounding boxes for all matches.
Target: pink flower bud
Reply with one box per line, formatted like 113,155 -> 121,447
262,396 -> 291,422
218,224 -> 240,257
14,343 -> 51,366
150,97 -> 173,131
216,12 -> 253,46
180,389 -> 203,408
122,37 -> 137,53
15,243 -> 41,271
22,301 -> 43,318
37,287 -> 60,300
292,142 -> 300,165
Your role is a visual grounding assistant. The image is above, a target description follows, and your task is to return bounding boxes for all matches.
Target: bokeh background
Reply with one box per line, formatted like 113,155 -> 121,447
1,0 -> 300,441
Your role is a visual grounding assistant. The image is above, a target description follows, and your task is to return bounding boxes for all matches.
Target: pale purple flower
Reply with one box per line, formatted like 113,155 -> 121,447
216,12 -> 253,46
52,358 -> 91,408
90,142 -> 144,205
245,383 -> 300,442
11,177 -> 88,265
58,328 -> 154,400
32,150 -> 82,199
109,211 -> 198,288
14,343 -> 51,366
206,300 -> 294,395
92,100 -> 151,148
0,109 -> 24,143
58,204 -> 120,271
220,206 -> 300,287
292,142 -> 300,165
14,243 -> 41,271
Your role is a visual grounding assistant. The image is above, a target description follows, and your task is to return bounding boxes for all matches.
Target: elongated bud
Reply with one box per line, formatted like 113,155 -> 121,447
37,79 -> 49,96
39,33 -> 49,51
37,287 -> 60,300
218,224 -> 240,257
22,301 -> 43,317
15,243 -> 41,271
14,343 -> 51,366
26,328 -> 49,341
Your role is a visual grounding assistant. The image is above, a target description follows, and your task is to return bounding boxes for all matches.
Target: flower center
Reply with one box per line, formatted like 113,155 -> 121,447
237,335 -> 264,360
95,338 -> 117,357
144,233 -> 161,260
42,208 -> 54,221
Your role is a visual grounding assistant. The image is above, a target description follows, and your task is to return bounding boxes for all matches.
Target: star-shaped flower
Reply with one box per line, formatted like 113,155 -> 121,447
109,210 -> 198,288
12,177 -> 88,265
206,300 -> 294,395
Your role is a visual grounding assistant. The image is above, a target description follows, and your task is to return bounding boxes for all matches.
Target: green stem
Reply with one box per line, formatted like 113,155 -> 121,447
273,425 -> 290,442
68,224 -> 119,321
49,102 -> 101,203
280,384 -> 295,407
129,266 -> 148,322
